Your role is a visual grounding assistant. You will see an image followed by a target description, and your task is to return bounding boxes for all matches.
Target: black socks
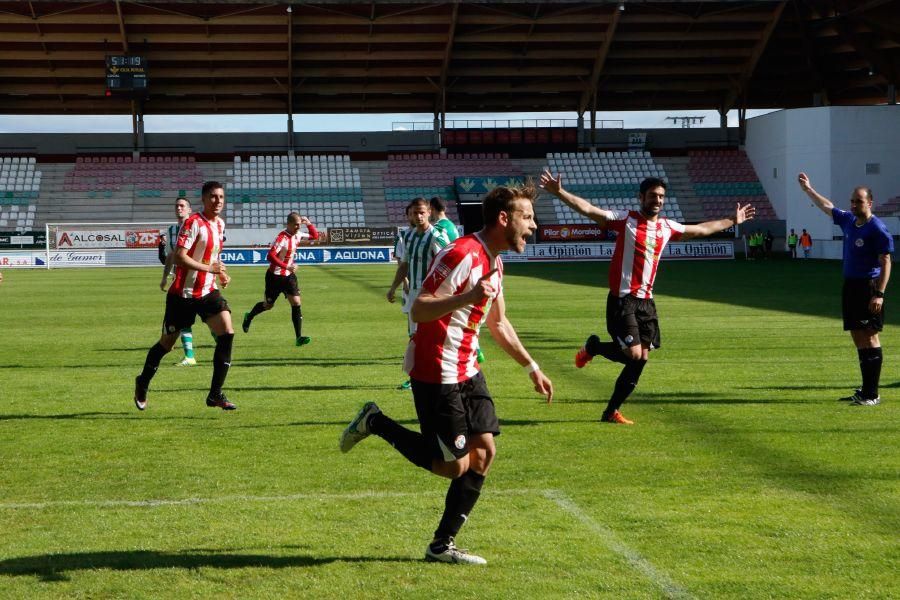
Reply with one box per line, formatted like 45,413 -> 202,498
603,358 -> 647,418
138,342 -> 169,387
368,412 -> 432,470
433,470 -> 486,545
858,347 -> 883,399
209,333 -> 234,398
585,334 -> 627,365
291,304 -> 303,338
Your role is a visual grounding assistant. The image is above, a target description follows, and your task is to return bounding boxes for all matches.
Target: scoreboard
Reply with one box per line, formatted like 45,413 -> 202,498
105,56 -> 148,92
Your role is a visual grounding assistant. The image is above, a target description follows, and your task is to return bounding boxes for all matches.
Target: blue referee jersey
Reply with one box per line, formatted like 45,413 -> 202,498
832,208 -> 894,279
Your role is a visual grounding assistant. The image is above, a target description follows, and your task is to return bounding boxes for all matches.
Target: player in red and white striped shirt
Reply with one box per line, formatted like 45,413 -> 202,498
242,212 -> 319,346
340,182 -> 553,565
541,170 -> 754,424
134,181 -> 237,411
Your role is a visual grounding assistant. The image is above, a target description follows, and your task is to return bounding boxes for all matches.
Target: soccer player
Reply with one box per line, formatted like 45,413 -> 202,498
430,195 -> 484,364
540,170 -> 755,424
159,196 -> 198,366
340,182 -> 553,566
134,181 -> 236,411
429,196 -> 460,245
242,213 -> 319,345
798,173 -> 893,405
387,198 -> 445,390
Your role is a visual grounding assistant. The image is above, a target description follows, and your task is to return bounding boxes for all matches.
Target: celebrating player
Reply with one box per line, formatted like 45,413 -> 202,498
242,212 -> 319,346
541,170 -> 754,424
134,181 -> 236,411
341,182 -> 553,565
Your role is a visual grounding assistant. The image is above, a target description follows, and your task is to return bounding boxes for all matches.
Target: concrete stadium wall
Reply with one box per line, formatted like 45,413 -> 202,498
745,105 -> 900,243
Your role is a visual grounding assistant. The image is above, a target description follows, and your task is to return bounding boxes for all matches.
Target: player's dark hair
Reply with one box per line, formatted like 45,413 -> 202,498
202,181 -> 224,198
482,179 -> 538,227
287,212 -> 301,223
407,197 -> 429,211
639,177 -> 667,196
854,186 -> 874,204
175,196 -> 190,206
429,196 -> 446,213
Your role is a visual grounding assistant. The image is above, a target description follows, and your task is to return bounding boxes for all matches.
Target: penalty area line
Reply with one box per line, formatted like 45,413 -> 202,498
543,489 -> 694,600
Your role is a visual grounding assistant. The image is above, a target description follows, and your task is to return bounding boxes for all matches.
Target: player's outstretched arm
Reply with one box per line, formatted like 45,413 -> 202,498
539,170 -> 614,226
682,203 -> 756,240
485,293 -> 554,403
797,173 -> 834,215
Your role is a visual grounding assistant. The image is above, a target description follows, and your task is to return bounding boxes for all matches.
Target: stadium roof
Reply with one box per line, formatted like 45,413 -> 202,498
0,0 -> 897,116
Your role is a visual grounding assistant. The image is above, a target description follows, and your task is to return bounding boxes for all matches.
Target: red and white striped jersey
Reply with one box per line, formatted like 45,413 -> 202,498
404,233 -> 503,384
169,212 -> 226,299
607,210 -> 685,299
267,225 -> 318,276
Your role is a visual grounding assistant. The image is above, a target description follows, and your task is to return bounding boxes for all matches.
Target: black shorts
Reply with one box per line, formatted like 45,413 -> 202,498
606,292 -> 660,349
842,278 -> 884,331
163,290 -> 231,334
411,371 -> 500,462
264,270 -> 300,304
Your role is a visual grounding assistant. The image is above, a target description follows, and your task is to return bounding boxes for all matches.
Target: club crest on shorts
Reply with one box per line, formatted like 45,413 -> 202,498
454,434 -> 466,450
624,334 -> 634,344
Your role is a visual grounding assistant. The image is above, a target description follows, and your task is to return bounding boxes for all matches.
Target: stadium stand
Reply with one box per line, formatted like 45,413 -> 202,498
876,195 -> 900,216
687,150 -> 777,220
63,155 -> 203,199
542,151 -> 683,225
382,152 -> 519,226
227,155 -> 364,228
0,157 -> 39,231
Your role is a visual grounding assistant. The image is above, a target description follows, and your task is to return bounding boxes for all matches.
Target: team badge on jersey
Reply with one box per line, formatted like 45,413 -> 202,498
855,238 -> 865,247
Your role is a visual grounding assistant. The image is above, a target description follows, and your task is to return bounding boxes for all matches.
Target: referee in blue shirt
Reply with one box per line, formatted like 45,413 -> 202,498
798,173 -> 893,406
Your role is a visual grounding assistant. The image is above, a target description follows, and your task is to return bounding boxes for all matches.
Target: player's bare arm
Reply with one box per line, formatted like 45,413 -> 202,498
798,172 -> 835,215
160,250 -> 176,291
872,253 -> 891,314
387,261 -> 409,302
411,269 -> 497,323
485,292 -> 554,403
681,203 -> 756,239
539,170 -> 615,226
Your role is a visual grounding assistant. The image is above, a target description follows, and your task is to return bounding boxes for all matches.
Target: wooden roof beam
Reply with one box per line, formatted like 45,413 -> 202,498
114,0 -> 128,54
436,2 -> 459,115
578,6 -> 621,115
722,1 -> 786,113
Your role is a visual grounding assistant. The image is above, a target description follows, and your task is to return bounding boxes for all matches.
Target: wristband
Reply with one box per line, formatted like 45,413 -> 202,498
524,361 -> 540,374
874,290 -> 885,298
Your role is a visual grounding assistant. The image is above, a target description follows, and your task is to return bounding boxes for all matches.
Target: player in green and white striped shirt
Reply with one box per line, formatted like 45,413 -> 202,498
388,198 -> 446,389
429,196 -> 460,245
158,196 -> 197,366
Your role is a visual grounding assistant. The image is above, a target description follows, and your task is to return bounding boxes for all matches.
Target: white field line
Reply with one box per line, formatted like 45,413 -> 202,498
2,487 -> 693,598
0,488 -> 538,511
543,489 -> 694,600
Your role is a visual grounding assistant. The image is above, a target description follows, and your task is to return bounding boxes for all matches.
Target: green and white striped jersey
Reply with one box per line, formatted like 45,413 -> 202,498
398,225 -> 446,296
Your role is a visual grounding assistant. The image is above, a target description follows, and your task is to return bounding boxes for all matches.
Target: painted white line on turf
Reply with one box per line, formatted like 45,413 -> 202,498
543,489 -> 695,600
0,488 -> 540,511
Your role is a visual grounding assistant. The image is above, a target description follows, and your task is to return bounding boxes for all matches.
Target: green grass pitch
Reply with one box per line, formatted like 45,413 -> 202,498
0,260 -> 896,598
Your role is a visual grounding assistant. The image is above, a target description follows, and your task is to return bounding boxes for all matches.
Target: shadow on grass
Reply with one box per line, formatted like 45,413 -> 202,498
150,384 -> 395,394
0,549 -> 417,582
237,358 -> 400,368
0,412 -> 213,422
